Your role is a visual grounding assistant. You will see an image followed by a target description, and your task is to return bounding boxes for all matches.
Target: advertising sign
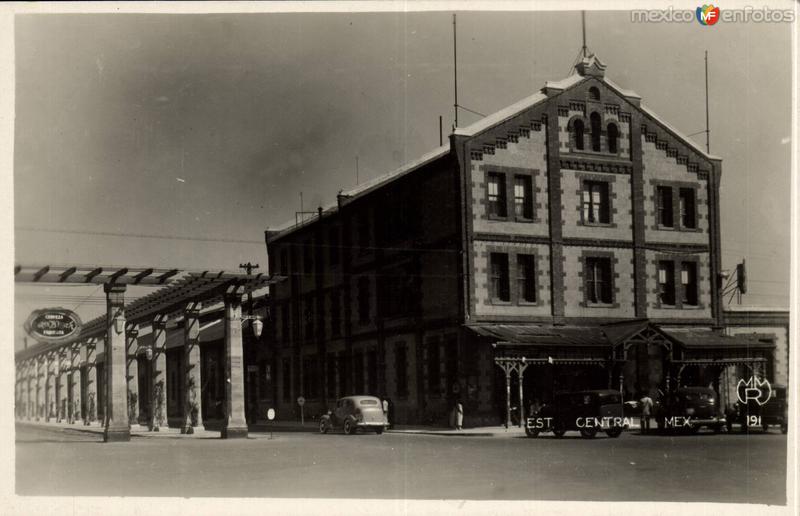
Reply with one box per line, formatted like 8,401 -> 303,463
24,308 -> 82,344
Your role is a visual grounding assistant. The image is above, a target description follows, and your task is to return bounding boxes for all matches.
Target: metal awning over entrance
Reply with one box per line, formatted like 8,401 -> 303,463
467,321 -> 777,429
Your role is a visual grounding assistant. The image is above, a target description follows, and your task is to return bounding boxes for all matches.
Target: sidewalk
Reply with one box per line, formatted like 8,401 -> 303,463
17,418 -> 529,438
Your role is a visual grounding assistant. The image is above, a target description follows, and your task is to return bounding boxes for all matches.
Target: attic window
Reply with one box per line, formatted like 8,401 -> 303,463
590,112 -> 602,152
589,87 -> 600,101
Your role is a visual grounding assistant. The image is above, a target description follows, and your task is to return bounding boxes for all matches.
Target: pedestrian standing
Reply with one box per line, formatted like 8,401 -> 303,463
456,400 -> 464,430
382,398 -> 390,427
639,392 -> 654,434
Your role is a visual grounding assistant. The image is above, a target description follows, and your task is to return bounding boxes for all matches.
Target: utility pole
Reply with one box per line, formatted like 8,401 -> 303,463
238,262 -> 260,325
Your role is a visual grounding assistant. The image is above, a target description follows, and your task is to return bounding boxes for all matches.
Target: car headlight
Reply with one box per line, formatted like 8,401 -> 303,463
686,408 -> 695,415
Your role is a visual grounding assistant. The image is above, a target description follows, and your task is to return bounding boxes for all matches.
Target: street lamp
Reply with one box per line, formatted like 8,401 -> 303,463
241,315 -> 263,338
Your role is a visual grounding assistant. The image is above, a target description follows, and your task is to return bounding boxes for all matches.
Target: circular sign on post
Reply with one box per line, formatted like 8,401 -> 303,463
297,396 -> 305,407
267,408 -> 275,421
24,308 -> 82,344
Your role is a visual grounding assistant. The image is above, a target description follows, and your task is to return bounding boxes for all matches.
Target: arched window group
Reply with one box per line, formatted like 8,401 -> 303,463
571,114 -> 620,155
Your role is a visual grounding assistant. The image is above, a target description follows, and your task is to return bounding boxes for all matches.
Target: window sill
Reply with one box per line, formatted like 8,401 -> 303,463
585,302 -> 615,308
489,299 -> 512,306
487,215 -> 509,221
514,217 -> 537,224
518,300 -> 539,306
581,222 -> 614,228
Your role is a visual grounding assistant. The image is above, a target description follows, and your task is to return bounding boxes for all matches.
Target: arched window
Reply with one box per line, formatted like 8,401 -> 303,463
590,112 -> 602,152
607,123 -> 619,154
573,120 -> 585,151
589,87 -> 600,101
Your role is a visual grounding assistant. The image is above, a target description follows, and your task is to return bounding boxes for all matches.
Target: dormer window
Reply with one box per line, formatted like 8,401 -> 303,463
573,119 -> 585,150
590,112 -> 602,152
607,123 -> 619,154
589,86 -> 600,101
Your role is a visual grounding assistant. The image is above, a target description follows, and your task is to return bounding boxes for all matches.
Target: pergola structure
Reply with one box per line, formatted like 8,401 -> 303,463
471,320 -> 774,429
15,265 -> 285,442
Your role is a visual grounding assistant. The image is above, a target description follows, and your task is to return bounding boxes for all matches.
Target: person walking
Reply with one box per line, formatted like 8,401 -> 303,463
639,392 -> 654,435
455,400 -> 464,430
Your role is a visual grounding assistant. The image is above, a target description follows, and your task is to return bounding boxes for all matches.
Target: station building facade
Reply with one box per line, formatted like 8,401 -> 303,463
259,55 -> 781,426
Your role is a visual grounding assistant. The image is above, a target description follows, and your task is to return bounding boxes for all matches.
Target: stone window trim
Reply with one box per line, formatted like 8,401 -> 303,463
574,172 -> 618,228
650,254 -> 705,310
578,250 -> 620,308
648,180 -> 702,233
483,245 -> 544,307
480,165 -> 542,223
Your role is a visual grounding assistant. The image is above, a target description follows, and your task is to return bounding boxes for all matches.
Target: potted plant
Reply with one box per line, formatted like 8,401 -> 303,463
151,381 -> 165,431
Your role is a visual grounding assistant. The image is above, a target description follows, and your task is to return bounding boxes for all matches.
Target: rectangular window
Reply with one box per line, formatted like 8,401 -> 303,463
303,356 -> 319,399
658,260 -> 676,306
427,339 -> 441,393
357,276 -> 370,324
280,248 -> 288,275
395,343 -> 408,397
330,291 -> 341,337
303,240 -> 313,273
304,300 -> 314,338
367,351 -> 377,395
489,253 -> 510,302
582,181 -> 610,224
514,175 -> 534,219
656,186 -> 674,228
681,262 -> 698,306
328,227 -> 340,265
585,257 -> 613,304
326,353 -> 337,399
338,354 -> 350,394
282,359 -> 291,403
353,353 -> 364,393
357,215 -> 370,254
679,188 -> 697,229
517,254 -> 537,303
487,172 -> 508,218
281,305 -> 290,343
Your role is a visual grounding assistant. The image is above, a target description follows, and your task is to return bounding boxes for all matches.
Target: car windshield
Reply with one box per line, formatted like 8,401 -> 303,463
359,399 -> 379,406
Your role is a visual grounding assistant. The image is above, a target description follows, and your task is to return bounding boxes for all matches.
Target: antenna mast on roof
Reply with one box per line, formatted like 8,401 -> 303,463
356,156 -> 359,185
453,13 -> 458,129
581,11 -> 587,58
705,50 -> 710,153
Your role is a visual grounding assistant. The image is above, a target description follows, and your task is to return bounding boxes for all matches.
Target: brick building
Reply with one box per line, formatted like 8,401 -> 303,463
264,55 -> 778,426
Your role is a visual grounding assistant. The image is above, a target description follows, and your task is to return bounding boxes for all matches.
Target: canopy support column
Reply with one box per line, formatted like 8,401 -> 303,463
222,287 -> 248,439
104,283 -> 130,442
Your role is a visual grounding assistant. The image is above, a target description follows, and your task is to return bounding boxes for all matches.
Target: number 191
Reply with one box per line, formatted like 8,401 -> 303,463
748,415 -> 762,427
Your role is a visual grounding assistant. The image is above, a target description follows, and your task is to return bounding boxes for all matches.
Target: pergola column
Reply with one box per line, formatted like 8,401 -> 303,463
44,353 -> 53,422
126,324 -> 140,426
222,288 -> 248,439
150,315 -> 168,431
182,302 -> 203,434
70,346 -> 82,424
517,361 -> 529,428
104,283 -> 130,442
494,359 -> 515,428
83,340 -> 97,425
35,357 -> 43,421
57,350 -> 68,423
25,361 -> 33,420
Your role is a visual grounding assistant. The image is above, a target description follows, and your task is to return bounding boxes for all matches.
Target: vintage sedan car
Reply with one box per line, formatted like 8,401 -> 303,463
319,395 -> 389,435
654,386 -> 726,433
525,390 -> 625,439
726,384 -> 788,434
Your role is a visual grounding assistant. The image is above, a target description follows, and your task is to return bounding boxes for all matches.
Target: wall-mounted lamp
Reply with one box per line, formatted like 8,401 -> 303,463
113,310 -> 125,335
241,315 -> 263,338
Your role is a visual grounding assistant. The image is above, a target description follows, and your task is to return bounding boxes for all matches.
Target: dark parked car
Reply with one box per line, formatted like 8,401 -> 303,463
319,395 -> 389,435
654,387 -> 725,433
525,389 -> 625,439
726,384 -> 788,434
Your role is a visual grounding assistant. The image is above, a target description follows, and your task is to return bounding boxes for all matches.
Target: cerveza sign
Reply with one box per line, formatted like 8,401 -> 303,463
24,308 -> 82,343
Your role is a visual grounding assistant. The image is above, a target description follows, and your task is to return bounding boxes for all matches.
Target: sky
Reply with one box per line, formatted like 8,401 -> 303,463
12,7 -> 793,351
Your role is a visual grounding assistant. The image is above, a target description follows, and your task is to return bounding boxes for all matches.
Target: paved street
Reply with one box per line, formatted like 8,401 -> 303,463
15,423 -> 786,504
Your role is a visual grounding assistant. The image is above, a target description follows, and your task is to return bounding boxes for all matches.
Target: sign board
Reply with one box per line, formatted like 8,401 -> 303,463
736,376 -> 772,406
24,308 -> 82,344
267,408 -> 275,421
297,396 -> 305,406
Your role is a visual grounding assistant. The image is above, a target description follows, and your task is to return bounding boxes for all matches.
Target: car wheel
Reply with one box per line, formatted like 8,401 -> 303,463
375,427 -> 383,435
552,424 -> 566,439
319,419 -> 329,434
762,422 -> 770,433
525,426 -> 539,438
606,428 -> 623,438
343,419 -> 354,435
579,427 -> 598,439
688,423 -> 700,434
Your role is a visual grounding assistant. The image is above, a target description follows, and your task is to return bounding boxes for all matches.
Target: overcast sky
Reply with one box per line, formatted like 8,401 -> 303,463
12,8 -> 792,350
